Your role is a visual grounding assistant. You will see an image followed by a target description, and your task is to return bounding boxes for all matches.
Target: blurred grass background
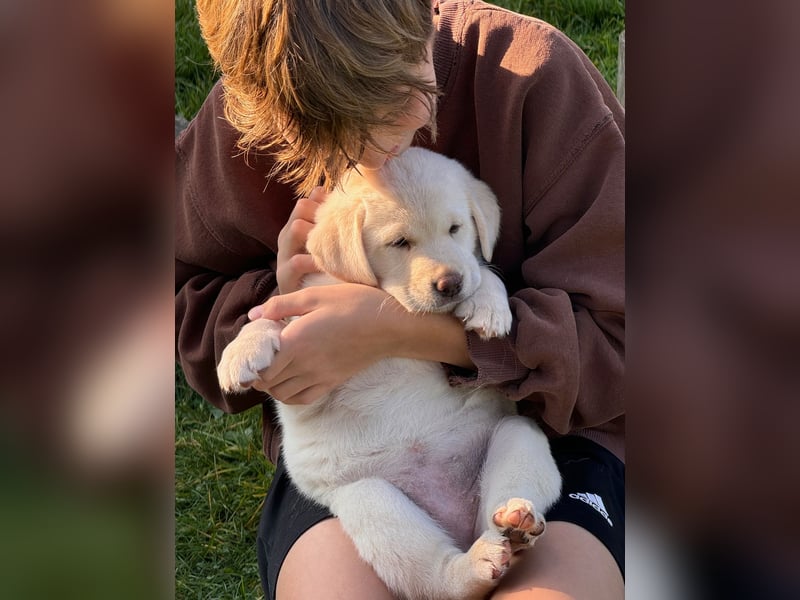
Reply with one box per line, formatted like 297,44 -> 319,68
175,1 -> 624,597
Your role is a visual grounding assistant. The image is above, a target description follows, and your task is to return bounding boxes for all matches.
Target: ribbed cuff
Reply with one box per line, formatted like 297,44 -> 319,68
447,328 -> 528,387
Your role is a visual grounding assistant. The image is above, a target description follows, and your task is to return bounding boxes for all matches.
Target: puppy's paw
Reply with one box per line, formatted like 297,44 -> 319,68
467,530 -> 513,582
454,296 -> 512,340
216,319 -> 283,393
492,498 -> 545,551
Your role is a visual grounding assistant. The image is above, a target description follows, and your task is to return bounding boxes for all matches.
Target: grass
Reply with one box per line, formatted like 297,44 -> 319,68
175,0 -> 218,120
175,2 -> 623,598
175,368 -> 271,599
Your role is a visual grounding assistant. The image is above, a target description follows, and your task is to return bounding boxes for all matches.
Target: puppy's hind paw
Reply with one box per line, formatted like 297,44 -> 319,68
468,530 -> 513,583
216,319 -> 284,393
493,498 -> 545,551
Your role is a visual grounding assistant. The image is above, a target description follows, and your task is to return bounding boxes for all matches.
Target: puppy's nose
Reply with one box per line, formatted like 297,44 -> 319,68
434,273 -> 463,298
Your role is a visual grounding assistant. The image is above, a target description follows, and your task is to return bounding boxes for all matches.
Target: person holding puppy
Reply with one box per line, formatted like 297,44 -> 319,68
176,0 -> 624,598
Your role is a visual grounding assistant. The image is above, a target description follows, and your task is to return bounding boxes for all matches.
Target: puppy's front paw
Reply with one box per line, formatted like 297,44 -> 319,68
454,296 -> 512,340
217,319 -> 283,393
492,498 -> 545,551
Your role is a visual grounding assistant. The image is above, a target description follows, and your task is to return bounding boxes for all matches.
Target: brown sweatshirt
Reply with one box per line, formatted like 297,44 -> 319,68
176,0 -> 625,463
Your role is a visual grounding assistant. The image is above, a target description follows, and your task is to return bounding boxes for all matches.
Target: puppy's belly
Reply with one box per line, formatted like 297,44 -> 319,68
280,358 -> 509,548
387,440 -> 486,551
283,408 -> 494,550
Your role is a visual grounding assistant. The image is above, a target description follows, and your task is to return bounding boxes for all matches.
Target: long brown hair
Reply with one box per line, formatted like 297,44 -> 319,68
197,0 -> 438,195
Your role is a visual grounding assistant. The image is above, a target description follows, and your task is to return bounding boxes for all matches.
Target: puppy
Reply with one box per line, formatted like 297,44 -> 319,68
217,148 -> 561,600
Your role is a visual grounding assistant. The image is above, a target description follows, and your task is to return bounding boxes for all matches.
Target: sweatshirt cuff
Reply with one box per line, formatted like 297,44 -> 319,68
447,329 -> 528,387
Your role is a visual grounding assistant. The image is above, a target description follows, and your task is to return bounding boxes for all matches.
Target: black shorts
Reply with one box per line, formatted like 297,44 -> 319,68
543,435 -> 625,577
256,435 -> 624,599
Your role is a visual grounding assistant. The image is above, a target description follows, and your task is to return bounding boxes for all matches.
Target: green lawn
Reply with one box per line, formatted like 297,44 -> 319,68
175,0 -> 217,121
175,368 -> 271,599
175,2 -> 623,598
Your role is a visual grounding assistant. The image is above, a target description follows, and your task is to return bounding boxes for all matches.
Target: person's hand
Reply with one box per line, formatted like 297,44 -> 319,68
275,187 -> 327,295
249,284 -> 407,405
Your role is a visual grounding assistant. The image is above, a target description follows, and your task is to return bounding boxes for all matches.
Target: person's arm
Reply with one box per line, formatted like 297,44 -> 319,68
452,26 -> 625,437
391,306 -> 474,370
176,259 -> 275,413
248,281 -> 473,405
460,119 -> 625,435
175,81 -> 295,414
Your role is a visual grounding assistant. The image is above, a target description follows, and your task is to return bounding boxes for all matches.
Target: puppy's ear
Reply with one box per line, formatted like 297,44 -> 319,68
467,179 -> 501,262
306,194 -> 378,287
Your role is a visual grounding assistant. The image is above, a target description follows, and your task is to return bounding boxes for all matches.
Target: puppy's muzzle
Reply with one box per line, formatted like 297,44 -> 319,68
433,273 -> 463,298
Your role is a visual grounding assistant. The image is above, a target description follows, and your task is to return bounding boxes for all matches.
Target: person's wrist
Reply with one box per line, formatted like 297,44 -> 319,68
375,297 -> 415,359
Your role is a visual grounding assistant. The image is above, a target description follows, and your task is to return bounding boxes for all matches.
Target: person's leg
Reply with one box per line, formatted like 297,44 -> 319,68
287,476 -> 514,600
491,521 -> 623,599
490,435 -> 625,600
259,456 -> 366,600
276,518 -> 395,600
261,436 -> 623,600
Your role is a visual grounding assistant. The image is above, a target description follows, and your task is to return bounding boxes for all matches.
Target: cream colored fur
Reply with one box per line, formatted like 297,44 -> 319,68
217,148 -> 561,600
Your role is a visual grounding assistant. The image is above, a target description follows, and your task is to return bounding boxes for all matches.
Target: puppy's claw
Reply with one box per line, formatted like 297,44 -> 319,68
468,532 -> 512,584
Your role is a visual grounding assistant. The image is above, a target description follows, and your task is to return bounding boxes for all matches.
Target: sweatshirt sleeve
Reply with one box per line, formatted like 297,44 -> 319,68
465,120 -> 624,434
175,82 -> 295,414
450,20 -> 625,437
175,260 -> 275,413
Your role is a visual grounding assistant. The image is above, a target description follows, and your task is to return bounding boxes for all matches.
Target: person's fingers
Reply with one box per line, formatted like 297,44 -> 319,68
276,193 -> 327,294
247,304 -> 264,320
306,186 -> 328,206
287,217 -> 315,248
260,288 -> 319,321
259,367 -> 339,407
278,201 -> 316,255
289,252 -> 317,275
286,191 -> 326,230
258,378 -> 329,406
275,251 -> 319,296
255,343 -> 294,389
285,384 -> 329,406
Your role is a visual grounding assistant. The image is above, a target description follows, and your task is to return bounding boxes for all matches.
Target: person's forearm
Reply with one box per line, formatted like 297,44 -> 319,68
176,260 -> 277,412
389,310 -> 475,370
257,283 -> 476,371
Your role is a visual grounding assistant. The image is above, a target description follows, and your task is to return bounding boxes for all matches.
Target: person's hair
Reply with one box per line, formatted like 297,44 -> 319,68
197,0 -> 438,195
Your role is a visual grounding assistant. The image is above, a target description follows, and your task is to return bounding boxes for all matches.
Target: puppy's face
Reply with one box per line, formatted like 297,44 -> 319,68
360,188 -> 482,313
307,148 -> 501,315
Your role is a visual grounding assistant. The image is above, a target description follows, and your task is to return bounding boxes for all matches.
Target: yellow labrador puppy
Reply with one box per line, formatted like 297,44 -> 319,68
217,148 -> 561,600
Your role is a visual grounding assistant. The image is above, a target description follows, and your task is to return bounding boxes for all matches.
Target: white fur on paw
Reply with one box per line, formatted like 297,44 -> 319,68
454,297 -> 512,339
468,530 -> 513,582
216,319 -> 283,393
492,498 -> 545,550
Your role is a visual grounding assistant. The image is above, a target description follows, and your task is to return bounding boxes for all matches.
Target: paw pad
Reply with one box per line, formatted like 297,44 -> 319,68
493,498 -> 545,546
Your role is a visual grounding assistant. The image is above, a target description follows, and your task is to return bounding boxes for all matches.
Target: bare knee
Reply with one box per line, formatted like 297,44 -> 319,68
276,518 -> 395,600
490,522 -> 623,600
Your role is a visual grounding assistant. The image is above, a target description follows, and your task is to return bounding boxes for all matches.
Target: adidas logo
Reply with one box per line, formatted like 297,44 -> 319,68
568,492 -> 613,526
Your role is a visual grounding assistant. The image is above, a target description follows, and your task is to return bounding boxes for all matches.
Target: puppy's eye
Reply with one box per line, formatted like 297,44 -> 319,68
449,224 -> 461,235
389,237 -> 410,249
